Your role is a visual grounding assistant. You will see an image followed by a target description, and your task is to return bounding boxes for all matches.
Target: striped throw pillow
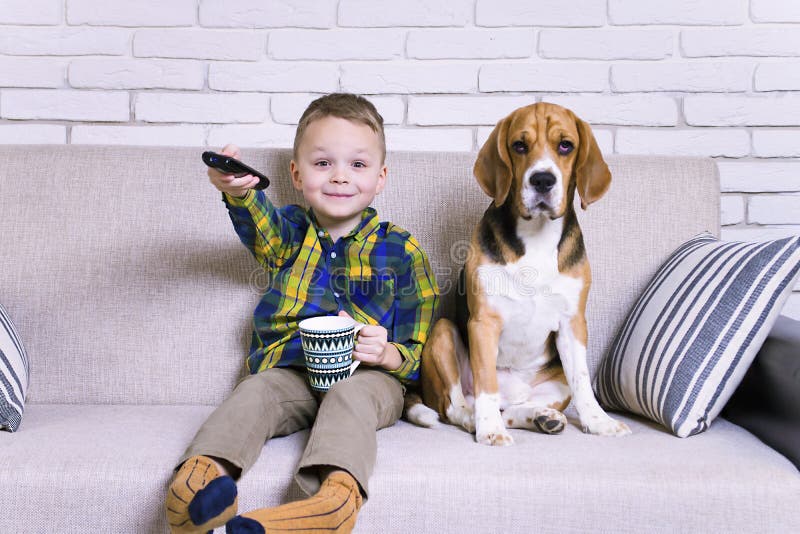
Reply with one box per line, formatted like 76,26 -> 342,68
1,302 -> 29,432
595,233 -> 800,438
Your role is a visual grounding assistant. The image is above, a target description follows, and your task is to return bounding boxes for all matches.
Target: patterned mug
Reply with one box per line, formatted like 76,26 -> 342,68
298,315 -> 366,392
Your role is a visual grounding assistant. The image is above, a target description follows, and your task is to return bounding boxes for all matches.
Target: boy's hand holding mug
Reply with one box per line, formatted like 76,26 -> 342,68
337,310 -> 402,371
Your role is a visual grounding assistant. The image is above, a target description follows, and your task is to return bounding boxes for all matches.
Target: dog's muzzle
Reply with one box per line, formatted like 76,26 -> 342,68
530,172 -> 556,194
523,171 -> 561,218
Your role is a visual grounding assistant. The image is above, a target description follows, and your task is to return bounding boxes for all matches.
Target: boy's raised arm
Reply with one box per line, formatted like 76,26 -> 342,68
208,145 -> 299,267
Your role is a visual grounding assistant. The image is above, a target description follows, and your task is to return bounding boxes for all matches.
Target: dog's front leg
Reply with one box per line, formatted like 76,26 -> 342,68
468,314 -> 514,446
557,314 -> 631,436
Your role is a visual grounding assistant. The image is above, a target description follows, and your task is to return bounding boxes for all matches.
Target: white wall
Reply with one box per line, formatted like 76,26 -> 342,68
1,0 -> 798,316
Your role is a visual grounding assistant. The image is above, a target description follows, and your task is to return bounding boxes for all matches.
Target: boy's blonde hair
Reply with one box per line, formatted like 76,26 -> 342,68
293,93 -> 386,162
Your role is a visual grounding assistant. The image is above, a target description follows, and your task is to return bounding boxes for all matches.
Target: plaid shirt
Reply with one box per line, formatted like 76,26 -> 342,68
224,190 -> 439,383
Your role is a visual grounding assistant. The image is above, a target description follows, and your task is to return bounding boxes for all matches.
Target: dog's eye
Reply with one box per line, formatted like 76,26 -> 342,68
511,141 -> 528,154
558,140 -> 574,155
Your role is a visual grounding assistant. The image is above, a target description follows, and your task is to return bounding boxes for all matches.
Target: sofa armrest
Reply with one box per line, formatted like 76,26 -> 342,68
723,315 -> 800,469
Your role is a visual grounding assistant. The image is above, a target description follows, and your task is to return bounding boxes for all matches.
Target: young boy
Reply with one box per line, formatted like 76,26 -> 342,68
166,93 -> 439,534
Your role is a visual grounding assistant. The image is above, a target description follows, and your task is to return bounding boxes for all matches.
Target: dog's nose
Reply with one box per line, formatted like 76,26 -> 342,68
530,172 -> 556,193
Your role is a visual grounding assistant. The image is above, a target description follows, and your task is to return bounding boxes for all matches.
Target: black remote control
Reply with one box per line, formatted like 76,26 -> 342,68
202,151 -> 270,190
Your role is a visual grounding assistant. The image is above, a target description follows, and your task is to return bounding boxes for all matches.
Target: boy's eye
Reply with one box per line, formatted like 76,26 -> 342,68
315,161 -> 329,167
353,161 -> 366,168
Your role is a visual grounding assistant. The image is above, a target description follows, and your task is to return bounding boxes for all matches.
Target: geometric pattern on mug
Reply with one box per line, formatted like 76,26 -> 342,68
307,368 -> 353,392
301,331 -> 355,354
306,353 -> 352,367
300,328 -> 356,392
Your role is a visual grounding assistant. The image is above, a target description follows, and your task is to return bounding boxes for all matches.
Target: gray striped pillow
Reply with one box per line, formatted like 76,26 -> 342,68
1,302 -> 29,432
596,233 -> 800,438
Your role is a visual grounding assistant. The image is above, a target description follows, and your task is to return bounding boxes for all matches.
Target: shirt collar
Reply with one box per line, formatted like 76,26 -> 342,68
309,207 -> 379,242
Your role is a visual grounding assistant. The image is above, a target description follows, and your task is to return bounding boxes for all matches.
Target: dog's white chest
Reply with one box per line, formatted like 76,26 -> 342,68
476,218 -> 582,370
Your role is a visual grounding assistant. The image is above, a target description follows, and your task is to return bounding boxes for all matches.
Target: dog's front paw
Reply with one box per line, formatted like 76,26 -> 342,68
475,417 -> 514,446
582,414 -> 631,437
476,428 -> 515,446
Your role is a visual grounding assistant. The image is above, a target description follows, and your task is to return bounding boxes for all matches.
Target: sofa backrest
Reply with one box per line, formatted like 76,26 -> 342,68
0,146 -> 719,405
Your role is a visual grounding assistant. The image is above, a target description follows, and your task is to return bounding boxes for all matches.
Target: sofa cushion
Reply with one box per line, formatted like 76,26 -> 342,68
0,147 -> 719,405
1,405 -> 797,533
723,315 -> 800,468
596,233 -> 800,438
0,302 -> 28,432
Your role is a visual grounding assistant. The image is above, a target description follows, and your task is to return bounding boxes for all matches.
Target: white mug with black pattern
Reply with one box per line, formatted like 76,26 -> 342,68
298,315 -> 365,392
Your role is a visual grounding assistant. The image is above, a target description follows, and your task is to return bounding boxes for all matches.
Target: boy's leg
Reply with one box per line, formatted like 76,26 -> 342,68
166,367 -> 318,534
227,368 -> 404,534
296,368 -> 404,497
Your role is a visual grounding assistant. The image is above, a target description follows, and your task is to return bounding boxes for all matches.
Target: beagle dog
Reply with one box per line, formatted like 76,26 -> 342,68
408,103 -> 631,445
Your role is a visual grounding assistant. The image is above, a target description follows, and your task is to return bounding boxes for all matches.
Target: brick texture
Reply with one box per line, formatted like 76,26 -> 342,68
1,1 -> 799,310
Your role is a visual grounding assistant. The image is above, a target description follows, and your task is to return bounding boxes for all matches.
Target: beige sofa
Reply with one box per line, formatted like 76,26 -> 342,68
1,145 -> 798,533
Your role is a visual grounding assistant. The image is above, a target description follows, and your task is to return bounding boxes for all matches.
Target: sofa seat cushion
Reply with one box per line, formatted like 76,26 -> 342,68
1,405 -> 798,533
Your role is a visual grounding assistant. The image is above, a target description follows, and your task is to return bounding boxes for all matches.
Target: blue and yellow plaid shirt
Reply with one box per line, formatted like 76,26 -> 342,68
224,190 -> 439,384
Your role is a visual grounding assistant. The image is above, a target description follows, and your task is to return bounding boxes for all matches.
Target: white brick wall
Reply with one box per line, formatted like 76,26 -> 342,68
475,0 -> 605,27
270,29 -> 405,60
753,130 -> 800,157
1,89 -> 129,121
749,195 -> 800,224
69,59 -> 205,90
339,0 -> 472,27
611,62 -> 753,93
539,29 -> 674,60
481,63 -> 608,92
682,28 -> 800,57
751,0 -> 800,22
67,0 -> 197,27
0,0 -> 62,25
407,29 -> 534,59
0,27 -> 130,55
721,196 -> 746,225
1,1 -> 799,315
609,0 -> 749,26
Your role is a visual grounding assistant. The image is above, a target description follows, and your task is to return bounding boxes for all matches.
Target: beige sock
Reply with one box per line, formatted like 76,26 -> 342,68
226,471 -> 362,534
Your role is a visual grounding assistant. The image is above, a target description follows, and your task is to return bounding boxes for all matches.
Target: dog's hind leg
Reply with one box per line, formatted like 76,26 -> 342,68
419,318 -> 475,433
502,376 -> 571,435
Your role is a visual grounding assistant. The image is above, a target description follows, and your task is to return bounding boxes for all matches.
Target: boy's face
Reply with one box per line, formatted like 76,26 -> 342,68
291,116 -> 387,235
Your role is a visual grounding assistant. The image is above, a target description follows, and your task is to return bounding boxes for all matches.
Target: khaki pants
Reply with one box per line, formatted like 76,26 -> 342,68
178,366 -> 404,498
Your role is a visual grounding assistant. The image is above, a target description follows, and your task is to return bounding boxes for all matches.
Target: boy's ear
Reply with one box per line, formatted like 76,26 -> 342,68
289,160 -> 303,191
375,165 -> 388,195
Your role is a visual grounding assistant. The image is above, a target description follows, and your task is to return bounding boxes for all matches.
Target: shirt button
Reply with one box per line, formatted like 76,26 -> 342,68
330,251 -> 337,258
318,230 -> 325,237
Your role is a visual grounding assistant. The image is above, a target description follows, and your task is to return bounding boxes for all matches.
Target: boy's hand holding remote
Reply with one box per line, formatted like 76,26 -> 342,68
207,144 -> 261,199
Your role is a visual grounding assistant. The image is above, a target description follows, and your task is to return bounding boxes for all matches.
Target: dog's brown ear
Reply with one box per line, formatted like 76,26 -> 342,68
474,115 -> 513,208
573,115 -> 611,210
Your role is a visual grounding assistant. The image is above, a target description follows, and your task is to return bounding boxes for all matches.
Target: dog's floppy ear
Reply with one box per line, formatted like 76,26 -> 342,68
474,115 -> 513,208
573,115 -> 611,210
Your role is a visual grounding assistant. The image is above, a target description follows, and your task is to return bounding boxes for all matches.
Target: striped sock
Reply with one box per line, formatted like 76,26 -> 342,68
225,471 -> 362,534
166,455 -> 239,534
